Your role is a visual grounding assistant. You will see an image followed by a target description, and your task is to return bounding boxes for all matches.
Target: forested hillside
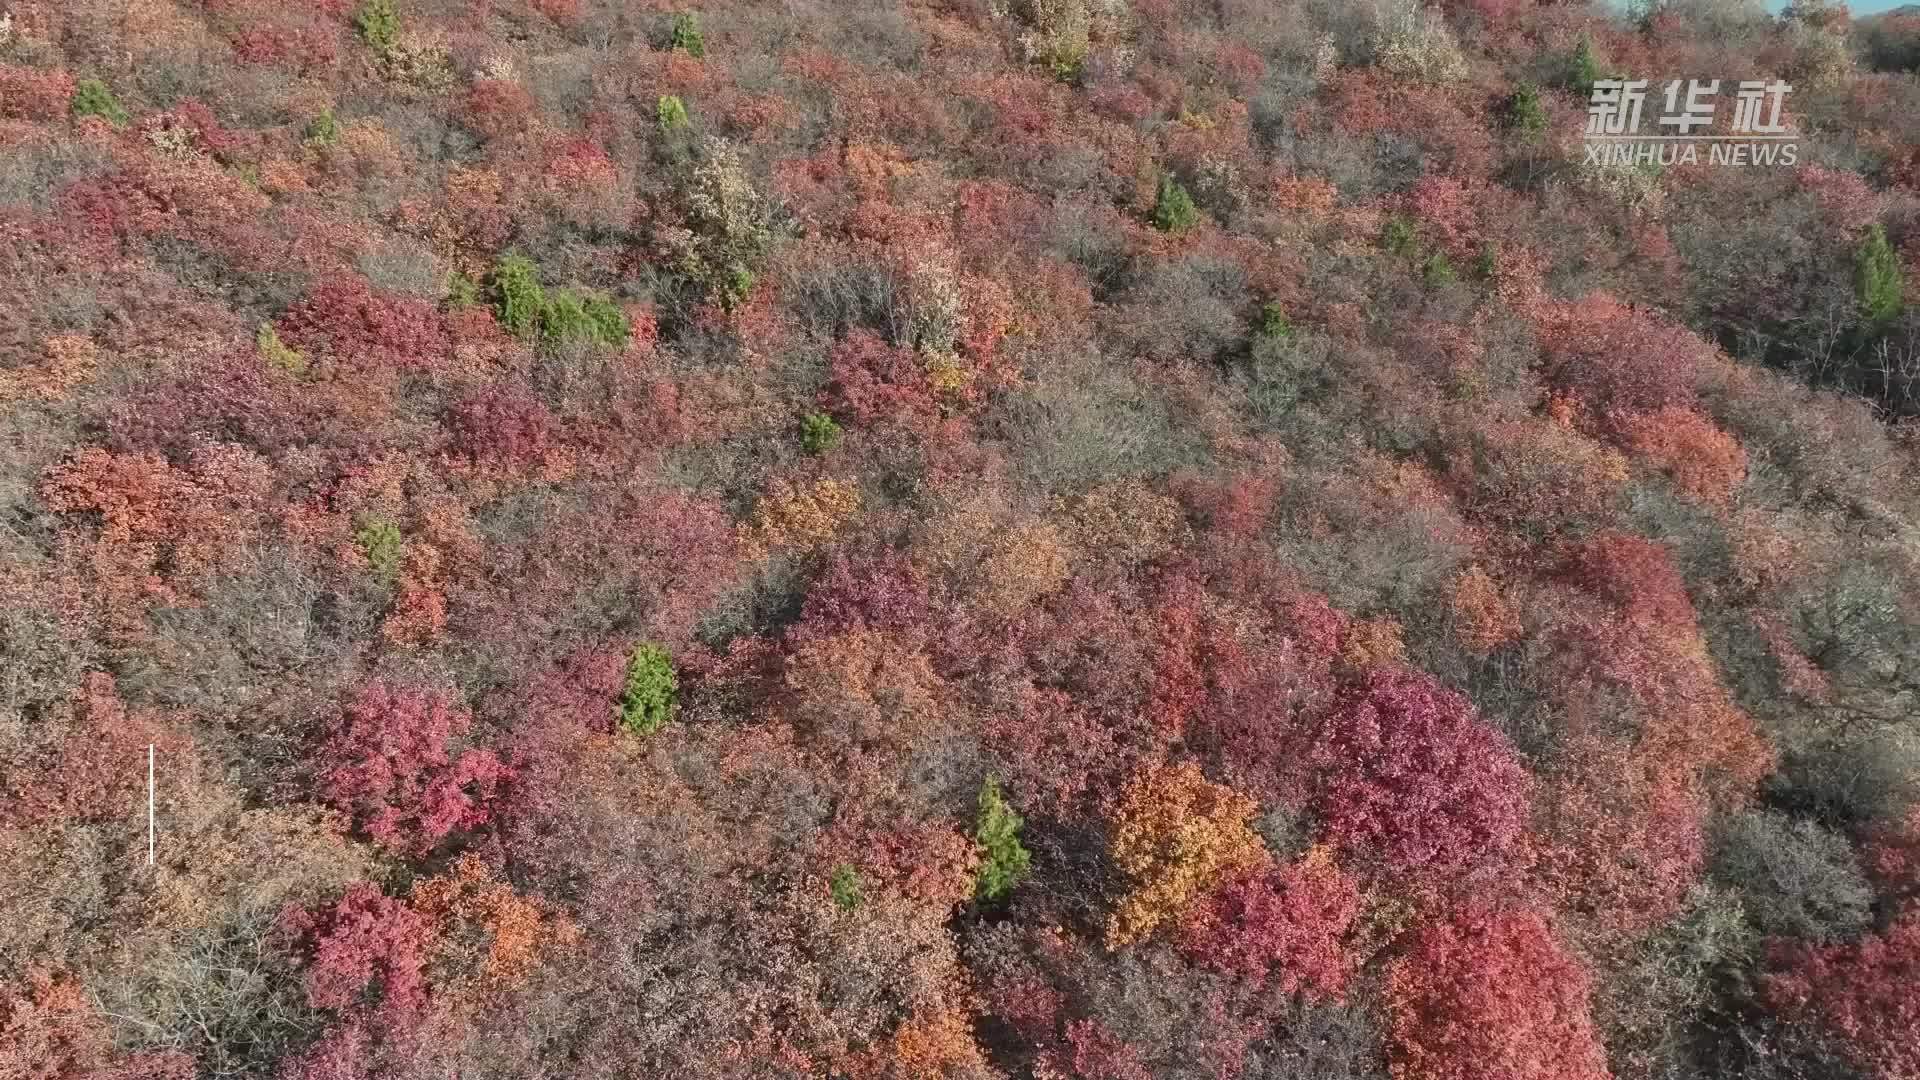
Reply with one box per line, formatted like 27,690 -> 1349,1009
2,1 -> 1919,1078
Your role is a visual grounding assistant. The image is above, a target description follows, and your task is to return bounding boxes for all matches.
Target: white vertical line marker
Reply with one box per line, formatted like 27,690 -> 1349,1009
148,744 -> 155,867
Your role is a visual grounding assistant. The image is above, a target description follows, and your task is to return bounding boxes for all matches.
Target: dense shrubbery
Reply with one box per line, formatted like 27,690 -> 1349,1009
3,2 -> 1919,1078
487,253 -> 629,348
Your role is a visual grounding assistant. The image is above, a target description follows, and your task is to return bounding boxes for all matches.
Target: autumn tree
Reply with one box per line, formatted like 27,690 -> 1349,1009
1386,904 -> 1610,1080
1765,908 -> 1920,1080
317,683 -> 510,857
1178,848 -> 1361,999
1299,668 -> 1532,885
1105,762 -> 1268,947
277,882 -> 432,1021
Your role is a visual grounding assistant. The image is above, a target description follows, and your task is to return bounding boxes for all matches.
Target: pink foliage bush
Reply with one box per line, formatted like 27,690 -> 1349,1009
278,882 -> 432,1018
1301,668 -> 1532,883
1766,909 -> 1920,1080
276,276 -> 450,373
319,683 -> 510,856
1178,855 -> 1362,999
1387,903 -> 1610,1080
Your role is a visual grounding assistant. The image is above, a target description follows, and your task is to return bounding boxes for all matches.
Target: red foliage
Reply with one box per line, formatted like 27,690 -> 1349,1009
822,329 -> 940,425
3,674 -> 190,825
39,442 -> 273,638
277,882 -> 433,1019
1865,807 -> 1920,905
1798,165 -> 1882,233
103,348 -> 362,458
383,545 -> 451,648
1449,416 -> 1631,529
1534,734 -> 1708,941
980,685 -> 1127,823
791,546 -> 931,643
1442,0 -> 1534,18
1766,909 -> 1920,1080
1178,853 -> 1361,999
156,99 -> 242,159
52,175 -> 150,258
276,276 -> 450,373
49,158 -> 271,265
2,3 -> 1913,1077
1323,70 -> 1498,180
1387,904 -> 1611,1080
1144,579 -> 1212,742
463,79 -> 538,140
545,136 -> 619,196
0,971 -> 194,1080
1154,581 -> 1344,802
504,647 -> 630,746
229,25 -> 340,71
0,972 -> 108,1077
445,382 -> 555,472
1060,1018 -> 1152,1080
442,480 -> 742,661
1615,405 -> 1748,507
318,682 -> 510,857
1300,668 -> 1532,884
276,1020 -> 374,1080
1548,606 -> 1775,801
973,582 -> 1183,807
1172,469 -> 1279,541
1559,531 -> 1696,630
531,0 -> 583,24
0,65 -> 76,122
1405,175 -> 1489,262
1535,294 -> 1708,434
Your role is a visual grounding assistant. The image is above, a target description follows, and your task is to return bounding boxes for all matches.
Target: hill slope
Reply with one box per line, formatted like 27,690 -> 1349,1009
1,2 -> 1918,1079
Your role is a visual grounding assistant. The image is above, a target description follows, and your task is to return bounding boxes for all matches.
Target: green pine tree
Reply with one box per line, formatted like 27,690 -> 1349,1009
1380,215 -> 1417,256
304,109 -> 340,147
1257,302 -> 1293,341
617,643 -> 678,736
353,519 -> 405,584
973,777 -> 1031,904
490,253 -> 546,338
1507,83 -> 1547,138
799,412 -> 842,454
1856,224 -> 1905,324
541,289 -> 629,348
257,323 -> 307,376
355,0 -> 399,54
829,865 -> 863,910
1566,36 -> 1602,95
1151,174 -> 1199,233
657,94 -> 691,131
669,12 -> 706,58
